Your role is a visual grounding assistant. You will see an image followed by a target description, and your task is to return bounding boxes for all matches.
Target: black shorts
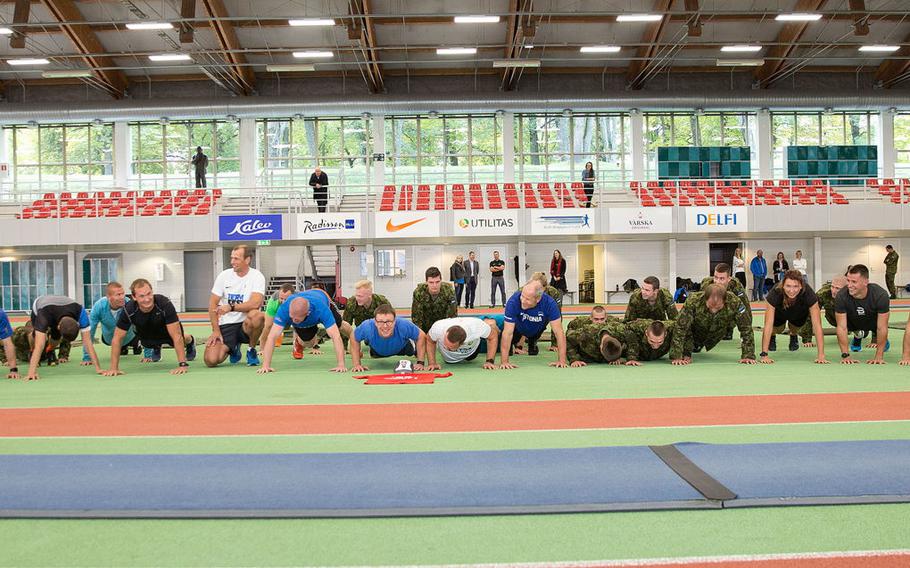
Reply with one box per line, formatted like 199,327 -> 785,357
369,340 -> 416,358
102,334 -> 141,348
219,322 -> 250,351
292,304 -> 343,342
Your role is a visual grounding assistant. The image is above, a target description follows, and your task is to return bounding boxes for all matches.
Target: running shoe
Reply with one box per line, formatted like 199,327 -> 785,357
292,340 -> 304,360
185,337 -> 197,361
246,347 -> 261,366
149,347 -> 162,363
228,343 -> 242,364
850,336 -> 862,352
768,336 -> 777,352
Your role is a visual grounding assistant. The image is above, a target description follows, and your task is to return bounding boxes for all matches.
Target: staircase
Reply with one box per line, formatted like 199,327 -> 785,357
339,193 -> 369,212
266,275 -> 298,298
305,245 -> 339,295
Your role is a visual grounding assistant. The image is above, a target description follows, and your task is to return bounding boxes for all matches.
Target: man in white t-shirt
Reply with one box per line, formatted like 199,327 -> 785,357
425,316 -> 501,370
204,245 -> 266,367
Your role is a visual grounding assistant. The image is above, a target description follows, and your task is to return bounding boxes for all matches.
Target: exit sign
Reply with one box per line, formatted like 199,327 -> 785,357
257,240 -> 271,246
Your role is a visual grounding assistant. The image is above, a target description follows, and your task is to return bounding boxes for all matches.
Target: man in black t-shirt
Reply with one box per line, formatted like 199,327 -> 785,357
490,250 -> 506,308
25,295 -> 102,381
834,264 -> 890,365
758,270 -> 827,364
103,279 -> 196,376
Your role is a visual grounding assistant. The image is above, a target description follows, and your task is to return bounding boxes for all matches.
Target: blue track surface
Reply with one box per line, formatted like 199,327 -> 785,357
2,441 -> 909,518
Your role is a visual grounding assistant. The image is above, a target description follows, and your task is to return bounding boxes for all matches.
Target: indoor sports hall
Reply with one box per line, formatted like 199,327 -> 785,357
1,1 -> 909,567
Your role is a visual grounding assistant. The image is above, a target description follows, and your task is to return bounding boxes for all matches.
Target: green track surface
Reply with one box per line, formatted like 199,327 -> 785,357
2,315 -> 909,566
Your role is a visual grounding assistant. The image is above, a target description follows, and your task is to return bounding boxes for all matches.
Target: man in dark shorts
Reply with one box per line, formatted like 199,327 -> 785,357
24,295 -> 102,380
499,281 -> 568,369
835,264 -> 890,365
103,279 -> 196,376
257,289 -> 350,373
349,304 -> 427,372
204,245 -> 266,367
758,270 -> 828,365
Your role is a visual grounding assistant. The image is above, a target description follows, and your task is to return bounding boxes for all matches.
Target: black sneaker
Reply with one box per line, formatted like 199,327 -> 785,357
132,344 -> 142,355
788,335 -> 799,352
768,335 -> 777,352
120,346 -> 129,356
724,330 -> 734,340
527,339 -> 539,356
692,344 -> 703,353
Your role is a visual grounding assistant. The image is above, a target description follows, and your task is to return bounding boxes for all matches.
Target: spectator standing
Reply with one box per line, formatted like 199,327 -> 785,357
750,250 -> 768,301
450,255 -> 466,308
773,252 -> 789,283
792,250 -> 808,284
732,247 -> 746,288
490,251 -> 506,308
884,245 -> 899,299
463,251 -> 480,309
550,249 -> 568,293
581,161 -> 595,208
309,166 -> 329,213
191,147 -> 208,188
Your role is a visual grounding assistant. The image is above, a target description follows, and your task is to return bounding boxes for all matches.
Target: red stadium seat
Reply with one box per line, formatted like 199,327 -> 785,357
451,184 -> 467,209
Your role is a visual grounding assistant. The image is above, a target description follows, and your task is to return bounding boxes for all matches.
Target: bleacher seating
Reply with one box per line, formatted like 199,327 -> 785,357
16,188 -> 222,219
631,179 -> 851,207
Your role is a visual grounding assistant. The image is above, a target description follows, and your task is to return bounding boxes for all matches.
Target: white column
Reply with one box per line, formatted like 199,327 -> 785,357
214,247 -> 224,274
502,111 -> 515,184
371,115 -> 385,193
630,111 -> 645,181
878,110 -> 895,179
67,249 -> 78,302
517,240 -> 526,284
668,238 -> 677,292
239,118 -> 257,193
365,243 -> 376,282
756,109 -> 772,180
814,236 -> 823,288
113,121 -> 130,189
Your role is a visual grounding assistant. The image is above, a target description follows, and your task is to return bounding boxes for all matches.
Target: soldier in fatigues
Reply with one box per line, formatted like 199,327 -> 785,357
531,272 -> 563,307
798,276 -> 844,344
411,266 -> 458,333
624,319 -> 674,364
700,262 -> 751,340
567,305 -> 610,333
670,284 -> 756,365
342,280 -> 390,327
884,245 -> 899,299
566,317 -> 629,366
624,276 -> 678,322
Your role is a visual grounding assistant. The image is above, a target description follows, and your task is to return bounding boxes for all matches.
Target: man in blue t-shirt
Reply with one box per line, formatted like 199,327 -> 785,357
82,281 -> 140,364
0,308 -> 19,379
500,282 -> 568,369
257,289 -> 350,373
350,304 -> 427,372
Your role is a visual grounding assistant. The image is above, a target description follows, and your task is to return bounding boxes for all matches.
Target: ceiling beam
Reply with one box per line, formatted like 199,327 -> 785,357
753,0 -> 827,88
625,0 -> 674,90
501,0 -> 534,91
874,29 -> 910,87
347,0 -> 384,93
10,0 -> 29,49
848,0 -> 869,35
179,0 -> 196,43
199,0 -> 255,95
40,0 -> 128,98
684,0 -> 701,37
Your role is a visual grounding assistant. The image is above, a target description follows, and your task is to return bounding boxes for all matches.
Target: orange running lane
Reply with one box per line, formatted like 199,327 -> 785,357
2,391 -> 910,437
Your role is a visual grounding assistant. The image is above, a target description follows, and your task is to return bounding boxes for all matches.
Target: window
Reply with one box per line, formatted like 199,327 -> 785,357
0,259 -> 65,312
258,117 -> 372,193
385,114 -> 502,185
771,111 -> 877,178
130,120 -> 239,189
82,257 -> 119,309
644,112 -> 755,179
376,249 -> 406,278
892,113 -> 910,178
5,123 -> 113,193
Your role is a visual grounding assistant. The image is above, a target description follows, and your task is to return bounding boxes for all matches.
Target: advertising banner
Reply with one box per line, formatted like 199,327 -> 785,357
684,207 -> 748,233
529,210 -> 595,235
452,210 -> 519,236
218,214 -> 283,241
297,213 -> 362,239
608,208 -> 674,234
374,211 -> 441,238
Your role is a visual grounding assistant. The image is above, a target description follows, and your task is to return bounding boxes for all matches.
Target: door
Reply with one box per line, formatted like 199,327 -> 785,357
184,251 -> 214,311
708,242 -> 742,277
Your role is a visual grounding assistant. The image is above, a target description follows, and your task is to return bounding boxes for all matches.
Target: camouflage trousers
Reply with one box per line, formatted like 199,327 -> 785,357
0,323 -> 71,365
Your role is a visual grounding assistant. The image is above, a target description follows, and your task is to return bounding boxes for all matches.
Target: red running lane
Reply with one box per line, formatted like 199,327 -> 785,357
2,391 -> 910,438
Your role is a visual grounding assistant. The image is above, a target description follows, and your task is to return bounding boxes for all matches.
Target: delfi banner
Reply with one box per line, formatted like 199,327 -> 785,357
609,208 -> 673,234
375,211 -> 441,238
453,210 -> 519,236
218,214 -> 283,241
685,206 -> 748,233
296,213 -> 362,239
530,210 -> 595,235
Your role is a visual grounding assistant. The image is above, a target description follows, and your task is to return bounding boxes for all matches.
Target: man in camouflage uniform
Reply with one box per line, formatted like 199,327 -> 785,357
567,305 -> 610,333
799,276 -> 845,344
566,317 -> 629,366
0,321 -> 72,368
342,279 -> 390,327
884,245 -> 899,299
670,283 -> 756,365
624,319 -> 674,364
700,262 -> 751,340
531,271 -> 563,307
411,266 -> 458,333
624,276 -> 678,322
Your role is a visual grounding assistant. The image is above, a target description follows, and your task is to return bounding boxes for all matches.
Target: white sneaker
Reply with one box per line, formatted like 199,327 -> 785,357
395,359 -> 413,374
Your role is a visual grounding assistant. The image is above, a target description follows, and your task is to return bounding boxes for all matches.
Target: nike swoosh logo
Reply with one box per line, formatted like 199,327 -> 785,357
386,218 -> 425,232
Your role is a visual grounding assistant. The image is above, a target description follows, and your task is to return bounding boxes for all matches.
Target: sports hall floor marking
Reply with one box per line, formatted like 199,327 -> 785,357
2,391 -> 909,437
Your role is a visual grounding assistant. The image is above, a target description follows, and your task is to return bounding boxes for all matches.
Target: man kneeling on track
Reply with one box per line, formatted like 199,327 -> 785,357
350,304 -> 426,373
103,279 -> 196,377
425,316 -> 502,370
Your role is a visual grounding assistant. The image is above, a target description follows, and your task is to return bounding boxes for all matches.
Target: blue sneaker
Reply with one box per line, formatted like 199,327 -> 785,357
149,347 -> 162,362
143,347 -> 156,360
185,337 -> 197,361
228,343 -> 242,364
884,340 -> 891,353
246,347 -> 261,366
850,337 -> 862,352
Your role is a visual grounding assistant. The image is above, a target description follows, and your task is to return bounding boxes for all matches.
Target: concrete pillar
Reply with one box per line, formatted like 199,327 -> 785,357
239,118 -> 257,193
66,249 -> 78,302
502,111 -> 515,184
630,111 -> 645,181
517,240 -> 527,284
878,110 -> 895,179
756,109 -> 772,180
371,115 -> 385,194
669,238 -> 678,292
214,246 -> 224,274
113,121 -> 130,189
814,236 -> 823,288
365,243 -> 376,283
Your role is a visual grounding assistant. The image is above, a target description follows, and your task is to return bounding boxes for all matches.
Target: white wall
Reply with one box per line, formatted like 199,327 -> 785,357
676,240 -> 710,283
604,240 -> 670,293
101,250 -> 187,310
819,238 -> 908,290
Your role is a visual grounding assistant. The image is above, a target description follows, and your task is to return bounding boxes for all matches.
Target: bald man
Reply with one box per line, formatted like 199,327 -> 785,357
257,289 -> 350,373
499,281 -> 568,369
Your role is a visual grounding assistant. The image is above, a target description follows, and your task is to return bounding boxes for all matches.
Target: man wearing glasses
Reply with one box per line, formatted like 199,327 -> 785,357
349,304 -> 427,373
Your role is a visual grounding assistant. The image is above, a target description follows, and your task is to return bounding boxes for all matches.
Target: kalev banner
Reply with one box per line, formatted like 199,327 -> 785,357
218,214 -> 283,241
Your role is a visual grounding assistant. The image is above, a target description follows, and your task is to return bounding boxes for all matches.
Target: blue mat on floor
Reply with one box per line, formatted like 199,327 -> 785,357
2,441 -> 909,518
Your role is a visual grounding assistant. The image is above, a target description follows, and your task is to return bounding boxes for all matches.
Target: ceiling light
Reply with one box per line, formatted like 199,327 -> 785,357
292,51 -> 334,58
715,58 -> 765,67
775,13 -> 823,22
454,16 -> 500,24
858,45 -> 901,52
125,22 -> 174,30
265,63 -> 316,72
721,45 -> 763,52
616,14 -> 663,22
159,117 -> 169,125
26,120 -> 38,129
92,118 -> 105,127
148,54 -> 192,61
0,28 -> 13,35
492,58 -> 540,68
7,58 -> 50,66
524,44 -> 534,49
42,69 -> 93,78
436,47 -> 477,55
288,19 -> 335,26
580,45 -> 621,53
